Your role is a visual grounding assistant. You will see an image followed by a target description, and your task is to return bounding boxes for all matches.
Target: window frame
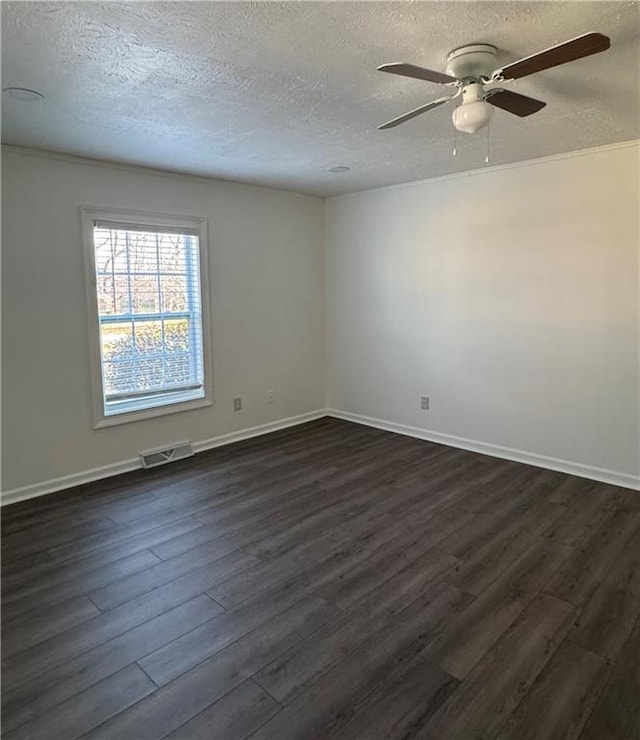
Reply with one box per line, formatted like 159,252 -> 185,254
81,206 -> 214,429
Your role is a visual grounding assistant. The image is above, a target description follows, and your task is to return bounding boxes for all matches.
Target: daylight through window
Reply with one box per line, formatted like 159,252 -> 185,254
90,218 -> 207,419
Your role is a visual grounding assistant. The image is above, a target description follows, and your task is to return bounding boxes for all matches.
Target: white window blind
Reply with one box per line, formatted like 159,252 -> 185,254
91,220 -> 206,417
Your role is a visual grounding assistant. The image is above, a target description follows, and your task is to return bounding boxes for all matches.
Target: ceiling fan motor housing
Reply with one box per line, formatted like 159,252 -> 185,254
446,43 -> 498,81
460,81 -> 485,103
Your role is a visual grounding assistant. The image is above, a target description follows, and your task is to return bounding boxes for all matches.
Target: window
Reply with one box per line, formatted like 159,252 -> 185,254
82,208 -> 212,427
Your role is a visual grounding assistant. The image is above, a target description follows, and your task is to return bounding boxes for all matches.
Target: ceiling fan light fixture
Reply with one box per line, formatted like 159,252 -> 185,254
452,100 -> 494,134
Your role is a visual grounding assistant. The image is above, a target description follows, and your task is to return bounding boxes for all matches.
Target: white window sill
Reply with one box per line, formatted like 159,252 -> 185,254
95,394 -> 213,429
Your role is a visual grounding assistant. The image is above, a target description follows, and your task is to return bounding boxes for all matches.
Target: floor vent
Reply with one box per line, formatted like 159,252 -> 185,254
140,441 -> 194,469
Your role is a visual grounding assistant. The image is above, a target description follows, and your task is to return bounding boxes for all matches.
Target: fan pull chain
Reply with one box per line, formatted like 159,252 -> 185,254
485,123 -> 490,164
452,126 -> 458,157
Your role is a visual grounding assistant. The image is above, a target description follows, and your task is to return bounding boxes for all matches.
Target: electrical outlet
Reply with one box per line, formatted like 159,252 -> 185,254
420,396 -> 430,411
233,397 -> 242,412
267,389 -> 275,405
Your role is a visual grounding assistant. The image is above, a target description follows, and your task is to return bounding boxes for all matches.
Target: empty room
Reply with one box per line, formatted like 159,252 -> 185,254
1,2 -> 639,739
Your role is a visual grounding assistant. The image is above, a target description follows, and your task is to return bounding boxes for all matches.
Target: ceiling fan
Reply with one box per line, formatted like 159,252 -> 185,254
377,33 -> 610,134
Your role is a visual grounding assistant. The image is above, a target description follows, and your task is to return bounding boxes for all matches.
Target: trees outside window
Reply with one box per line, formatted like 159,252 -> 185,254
82,209 -> 212,427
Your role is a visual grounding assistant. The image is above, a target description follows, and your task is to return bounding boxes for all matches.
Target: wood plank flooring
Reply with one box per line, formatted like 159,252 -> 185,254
2,417 -> 639,740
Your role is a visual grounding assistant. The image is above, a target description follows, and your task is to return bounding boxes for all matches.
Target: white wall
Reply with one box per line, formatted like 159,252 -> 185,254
2,148 -> 325,494
3,142 -> 638,497
325,143 -> 639,482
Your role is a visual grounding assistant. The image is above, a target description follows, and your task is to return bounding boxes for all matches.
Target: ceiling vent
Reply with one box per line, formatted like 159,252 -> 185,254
140,441 -> 194,469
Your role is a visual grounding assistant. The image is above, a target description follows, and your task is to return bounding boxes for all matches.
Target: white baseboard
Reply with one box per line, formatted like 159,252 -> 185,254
327,409 -> 640,492
1,459 -> 141,507
191,411 -> 328,455
1,410 -> 329,506
4,407 -> 638,505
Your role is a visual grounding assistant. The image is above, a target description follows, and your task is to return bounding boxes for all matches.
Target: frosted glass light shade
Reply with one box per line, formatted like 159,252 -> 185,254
452,101 -> 494,134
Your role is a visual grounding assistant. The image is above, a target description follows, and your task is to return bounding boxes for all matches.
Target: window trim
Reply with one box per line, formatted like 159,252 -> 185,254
81,206 -> 214,429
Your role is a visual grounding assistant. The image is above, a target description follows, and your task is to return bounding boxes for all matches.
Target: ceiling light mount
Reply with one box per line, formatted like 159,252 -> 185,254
3,87 -> 45,101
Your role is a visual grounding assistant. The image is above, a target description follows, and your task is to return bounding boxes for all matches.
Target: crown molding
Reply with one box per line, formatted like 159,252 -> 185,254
0,144 -> 321,201
4,139 -> 638,202
328,138 -> 640,201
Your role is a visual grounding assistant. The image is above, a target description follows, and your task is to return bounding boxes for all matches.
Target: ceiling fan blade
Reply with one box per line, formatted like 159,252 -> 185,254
493,32 -> 610,81
485,89 -> 546,117
378,96 -> 452,130
378,63 -> 459,85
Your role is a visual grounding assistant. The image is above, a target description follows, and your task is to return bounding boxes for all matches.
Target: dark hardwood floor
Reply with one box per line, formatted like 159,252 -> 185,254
2,417 -> 639,740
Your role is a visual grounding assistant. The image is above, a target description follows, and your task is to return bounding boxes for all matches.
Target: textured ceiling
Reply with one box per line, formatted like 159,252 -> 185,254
2,1 -> 639,196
